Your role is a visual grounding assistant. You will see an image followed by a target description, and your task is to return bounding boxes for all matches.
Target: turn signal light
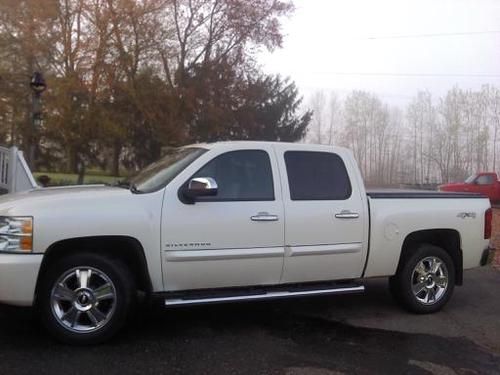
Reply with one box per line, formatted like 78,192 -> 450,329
22,219 -> 33,234
20,237 -> 33,251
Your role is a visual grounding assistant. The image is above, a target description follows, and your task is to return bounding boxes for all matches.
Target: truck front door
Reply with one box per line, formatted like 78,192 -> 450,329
161,145 -> 285,291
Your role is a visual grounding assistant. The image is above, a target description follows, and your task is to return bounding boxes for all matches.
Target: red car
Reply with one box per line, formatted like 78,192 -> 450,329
439,172 -> 500,202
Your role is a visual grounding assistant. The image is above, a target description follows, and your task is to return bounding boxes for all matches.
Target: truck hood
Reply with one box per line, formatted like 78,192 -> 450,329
0,185 -> 132,215
0,184 -> 164,258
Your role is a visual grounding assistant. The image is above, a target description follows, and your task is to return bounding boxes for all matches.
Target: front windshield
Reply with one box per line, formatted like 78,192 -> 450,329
465,174 -> 477,184
130,147 -> 207,193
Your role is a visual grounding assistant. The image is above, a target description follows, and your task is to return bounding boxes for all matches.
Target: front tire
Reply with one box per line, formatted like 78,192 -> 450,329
389,244 -> 455,314
37,253 -> 136,344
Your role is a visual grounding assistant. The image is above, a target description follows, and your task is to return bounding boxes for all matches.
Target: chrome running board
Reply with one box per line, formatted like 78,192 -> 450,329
164,285 -> 364,307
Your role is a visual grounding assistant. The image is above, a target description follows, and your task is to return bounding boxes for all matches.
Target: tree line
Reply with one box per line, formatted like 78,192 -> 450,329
3,0 -> 495,187
0,0 -> 311,179
307,85 -> 500,186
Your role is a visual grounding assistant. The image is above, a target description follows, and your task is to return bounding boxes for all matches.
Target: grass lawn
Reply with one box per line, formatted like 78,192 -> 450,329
33,172 -> 122,186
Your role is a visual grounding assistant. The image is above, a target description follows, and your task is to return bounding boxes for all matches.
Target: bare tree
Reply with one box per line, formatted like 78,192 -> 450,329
406,91 -> 438,184
305,86 -> 500,186
326,92 -> 340,145
308,91 -> 326,144
486,85 -> 500,171
157,0 -> 293,89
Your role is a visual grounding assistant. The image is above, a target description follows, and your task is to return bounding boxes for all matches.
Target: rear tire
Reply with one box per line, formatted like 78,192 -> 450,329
37,253 -> 136,345
389,244 -> 455,314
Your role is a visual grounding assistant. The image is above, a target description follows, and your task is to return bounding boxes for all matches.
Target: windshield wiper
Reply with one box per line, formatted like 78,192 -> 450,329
109,180 -> 142,193
129,183 -> 142,194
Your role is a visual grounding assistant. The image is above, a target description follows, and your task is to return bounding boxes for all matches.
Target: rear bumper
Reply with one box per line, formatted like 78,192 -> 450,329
0,254 -> 42,306
480,246 -> 495,266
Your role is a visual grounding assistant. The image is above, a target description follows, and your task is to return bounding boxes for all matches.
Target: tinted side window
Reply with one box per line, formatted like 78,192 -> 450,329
284,151 -> 352,200
192,150 -> 274,201
476,175 -> 494,185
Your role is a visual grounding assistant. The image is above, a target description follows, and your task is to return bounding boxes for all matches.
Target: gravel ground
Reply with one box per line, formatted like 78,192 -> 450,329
0,269 -> 499,374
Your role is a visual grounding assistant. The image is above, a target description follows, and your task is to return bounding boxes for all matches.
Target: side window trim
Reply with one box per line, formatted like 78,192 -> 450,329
178,149 -> 276,203
284,150 -> 352,201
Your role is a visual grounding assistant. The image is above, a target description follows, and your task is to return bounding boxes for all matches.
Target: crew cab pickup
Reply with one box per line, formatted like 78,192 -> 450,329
0,142 -> 492,344
439,172 -> 500,203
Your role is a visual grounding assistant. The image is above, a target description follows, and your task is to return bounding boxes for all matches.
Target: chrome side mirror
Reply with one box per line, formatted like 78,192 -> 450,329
184,177 -> 218,200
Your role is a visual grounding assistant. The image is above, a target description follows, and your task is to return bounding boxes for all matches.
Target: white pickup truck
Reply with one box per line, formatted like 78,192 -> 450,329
0,141 -> 493,344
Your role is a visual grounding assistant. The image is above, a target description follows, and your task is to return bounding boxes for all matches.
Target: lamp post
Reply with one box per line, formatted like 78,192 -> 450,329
29,71 -> 47,168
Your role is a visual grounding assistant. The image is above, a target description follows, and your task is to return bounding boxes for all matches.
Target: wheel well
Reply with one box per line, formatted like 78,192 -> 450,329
398,229 -> 463,285
35,236 -> 152,298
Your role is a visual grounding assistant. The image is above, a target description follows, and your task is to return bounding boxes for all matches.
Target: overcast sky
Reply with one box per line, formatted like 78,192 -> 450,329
258,0 -> 500,106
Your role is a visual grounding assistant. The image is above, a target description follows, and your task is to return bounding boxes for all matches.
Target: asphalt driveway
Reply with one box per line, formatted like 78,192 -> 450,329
0,267 -> 499,374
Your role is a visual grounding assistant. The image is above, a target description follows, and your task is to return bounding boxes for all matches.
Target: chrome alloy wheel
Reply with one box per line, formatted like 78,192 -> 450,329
411,256 -> 449,305
50,267 -> 117,333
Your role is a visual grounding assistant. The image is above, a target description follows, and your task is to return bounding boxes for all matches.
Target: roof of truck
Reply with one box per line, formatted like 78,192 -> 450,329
186,140 -> 349,151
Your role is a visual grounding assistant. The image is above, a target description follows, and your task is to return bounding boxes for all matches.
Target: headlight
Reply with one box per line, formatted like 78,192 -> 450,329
0,217 -> 33,252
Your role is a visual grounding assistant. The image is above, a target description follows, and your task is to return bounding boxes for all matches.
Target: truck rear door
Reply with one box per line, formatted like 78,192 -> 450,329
274,145 -> 369,283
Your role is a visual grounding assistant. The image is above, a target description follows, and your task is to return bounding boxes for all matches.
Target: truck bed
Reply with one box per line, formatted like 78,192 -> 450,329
364,188 -> 490,280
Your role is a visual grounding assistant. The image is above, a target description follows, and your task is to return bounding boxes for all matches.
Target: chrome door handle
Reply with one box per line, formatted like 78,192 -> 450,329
251,213 -> 279,222
335,210 -> 359,219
